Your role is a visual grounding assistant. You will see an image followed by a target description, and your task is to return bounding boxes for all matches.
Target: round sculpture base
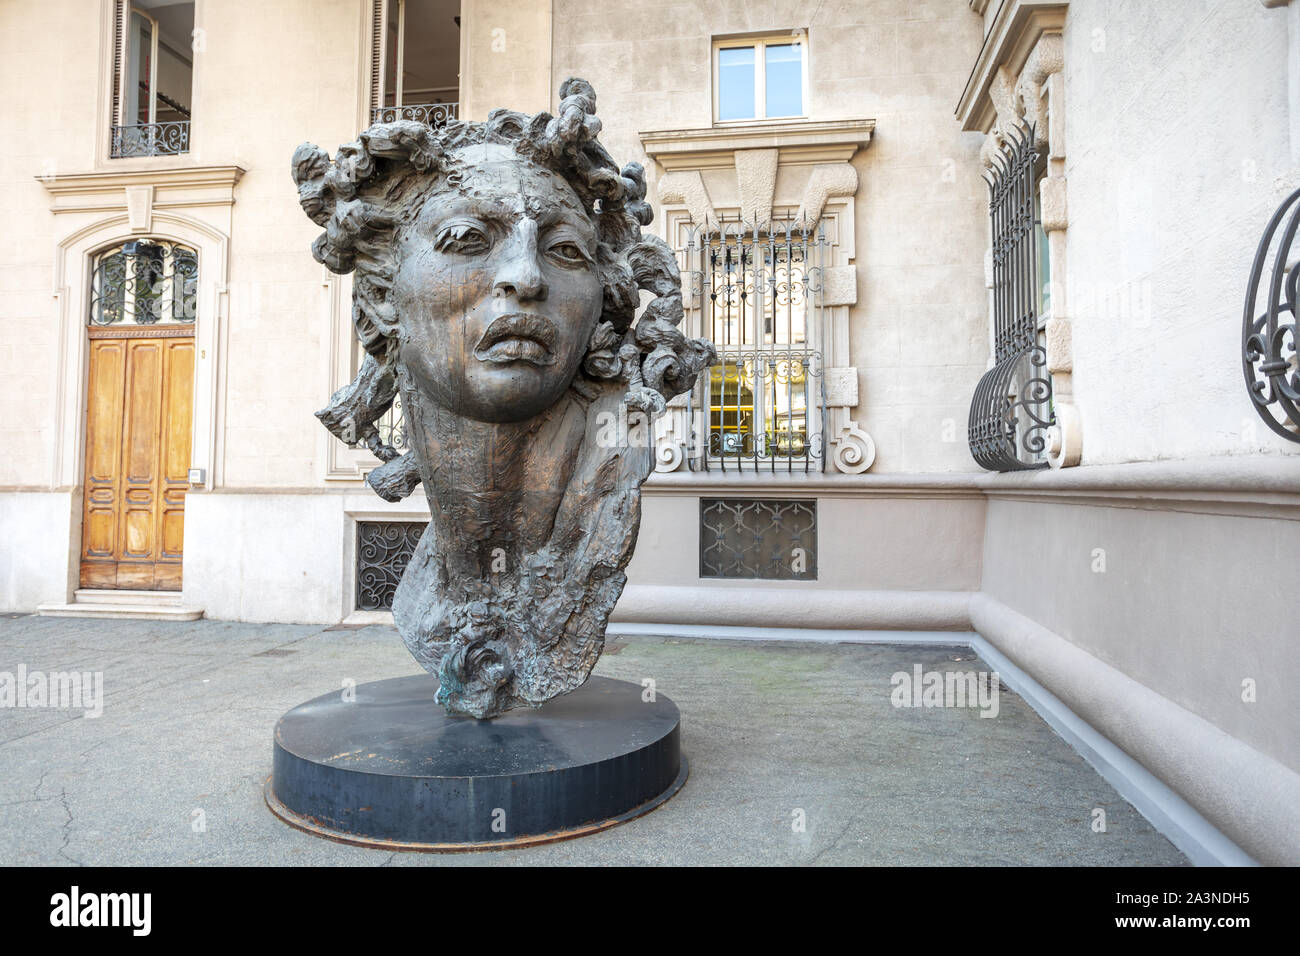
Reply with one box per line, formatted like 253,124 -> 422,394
265,674 -> 686,851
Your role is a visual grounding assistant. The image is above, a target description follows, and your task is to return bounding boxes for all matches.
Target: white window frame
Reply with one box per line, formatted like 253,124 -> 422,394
712,33 -> 809,125
120,5 -> 160,126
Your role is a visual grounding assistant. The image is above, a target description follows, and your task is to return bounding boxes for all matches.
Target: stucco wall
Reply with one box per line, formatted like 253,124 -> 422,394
627,487 -> 985,592
198,0 -> 362,488
1063,0 -> 1300,466
0,1 -> 98,488
982,489 -> 1300,778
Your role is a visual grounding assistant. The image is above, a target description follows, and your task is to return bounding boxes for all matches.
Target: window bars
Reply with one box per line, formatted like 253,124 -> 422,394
967,124 -> 1055,471
1243,186 -> 1300,443
679,216 -> 829,473
699,498 -> 817,579
375,391 -> 409,455
356,521 -> 424,610
89,241 -> 198,326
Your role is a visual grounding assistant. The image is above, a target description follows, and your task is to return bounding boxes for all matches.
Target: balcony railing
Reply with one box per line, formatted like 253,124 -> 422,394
111,121 -> 190,158
370,102 -> 458,127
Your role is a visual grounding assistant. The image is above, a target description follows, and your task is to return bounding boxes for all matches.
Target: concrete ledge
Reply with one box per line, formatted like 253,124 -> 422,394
609,622 -> 977,644
36,603 -> 204,622
644,471 -> 985,496
978,455 -> 1300,495
610,585 -> 973,630
970,593 -> 1300,866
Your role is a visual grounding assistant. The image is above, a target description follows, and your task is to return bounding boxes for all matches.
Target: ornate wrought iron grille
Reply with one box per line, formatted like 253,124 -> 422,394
89,240 -> 198,326
968,125 -> 1055,471
699,498 -> 817,580
111,121 -> 190,158
375,391 -> 410,454
356,521 -> 426,611
370,102 -> 458,127
1243,186 -> 1300,443
680,217 -> 828,473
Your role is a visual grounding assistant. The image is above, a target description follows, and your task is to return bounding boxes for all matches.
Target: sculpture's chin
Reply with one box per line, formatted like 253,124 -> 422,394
443,365 -> 576,423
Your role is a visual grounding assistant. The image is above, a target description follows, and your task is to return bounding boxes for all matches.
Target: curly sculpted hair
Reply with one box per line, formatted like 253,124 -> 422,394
291,77 -> 714,459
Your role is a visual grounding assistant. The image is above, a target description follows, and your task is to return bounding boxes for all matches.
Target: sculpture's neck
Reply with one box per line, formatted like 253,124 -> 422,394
405,388 -> 589,567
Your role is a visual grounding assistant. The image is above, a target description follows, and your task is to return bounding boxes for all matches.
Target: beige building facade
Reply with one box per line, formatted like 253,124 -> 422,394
1,0 -> 1299,863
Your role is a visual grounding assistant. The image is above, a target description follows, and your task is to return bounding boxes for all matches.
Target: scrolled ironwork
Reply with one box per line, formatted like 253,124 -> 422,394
1242,186 -> 1300,443
967,123 -> 1054,470
375,391 -> 410,454
370,102 -> 458,127
704,349 -> 824,471
680,215 -> 829,474
968,345 -> 1056,471
356,521 -> 426,611
89,240 -> 198,326
699,497 -> 817,580
111,121 -> 190,157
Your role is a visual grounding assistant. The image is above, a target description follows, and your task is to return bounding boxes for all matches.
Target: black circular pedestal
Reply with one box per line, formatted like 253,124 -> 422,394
266,674 -> 686,851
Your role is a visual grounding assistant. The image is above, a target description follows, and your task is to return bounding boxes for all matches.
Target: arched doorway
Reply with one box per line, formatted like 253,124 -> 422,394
79,239 -> 197,590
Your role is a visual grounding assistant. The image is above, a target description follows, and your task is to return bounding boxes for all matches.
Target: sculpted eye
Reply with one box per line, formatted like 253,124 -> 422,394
547,240 -> 590,266
435,221 -> 490,254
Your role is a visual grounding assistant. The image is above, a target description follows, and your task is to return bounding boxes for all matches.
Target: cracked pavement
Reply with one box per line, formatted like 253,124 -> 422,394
0,615 -> 1187,865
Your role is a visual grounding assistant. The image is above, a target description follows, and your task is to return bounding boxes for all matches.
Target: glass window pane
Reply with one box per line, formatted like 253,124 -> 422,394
765,43 -> 803,117
718,46 -> 756,120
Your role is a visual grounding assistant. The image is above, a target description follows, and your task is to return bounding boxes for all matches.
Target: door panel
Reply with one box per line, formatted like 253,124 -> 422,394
80,332 -> 194,590
156,338 -> 193,588
80,340 -> 128,586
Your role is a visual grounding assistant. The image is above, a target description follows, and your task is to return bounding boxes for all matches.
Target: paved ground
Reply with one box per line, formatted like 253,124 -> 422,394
0,615 -> 1187,866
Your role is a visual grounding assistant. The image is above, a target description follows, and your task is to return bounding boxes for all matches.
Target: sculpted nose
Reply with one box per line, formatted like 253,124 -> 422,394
492,219 -> 548,303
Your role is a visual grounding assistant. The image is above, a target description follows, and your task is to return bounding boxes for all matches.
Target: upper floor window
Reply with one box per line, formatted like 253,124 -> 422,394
370,0 -> 461,127
714,35 -> 806,123
110,1 -> 194,158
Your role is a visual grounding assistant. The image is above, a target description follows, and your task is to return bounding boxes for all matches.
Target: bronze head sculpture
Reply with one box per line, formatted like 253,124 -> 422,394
291,79 -> 715,718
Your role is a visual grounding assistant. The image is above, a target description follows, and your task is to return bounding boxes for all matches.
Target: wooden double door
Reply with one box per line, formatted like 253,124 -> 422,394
80,327 -> 194,590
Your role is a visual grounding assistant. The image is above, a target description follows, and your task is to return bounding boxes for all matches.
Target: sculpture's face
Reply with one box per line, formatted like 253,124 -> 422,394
392,143 -> 605,423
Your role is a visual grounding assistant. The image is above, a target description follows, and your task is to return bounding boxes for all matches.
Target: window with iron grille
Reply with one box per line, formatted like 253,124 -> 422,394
89,240 -> 198,326
109,1 -> 193,158
679,218 -> 828,473
967,124 -> 1056,471
699,498 -> 817,580
356,521 -> 425,610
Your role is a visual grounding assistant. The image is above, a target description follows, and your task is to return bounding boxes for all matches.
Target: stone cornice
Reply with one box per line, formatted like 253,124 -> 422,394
639,119 -> 875,171
956,0 -> 1068,132
37,165 -> 247,214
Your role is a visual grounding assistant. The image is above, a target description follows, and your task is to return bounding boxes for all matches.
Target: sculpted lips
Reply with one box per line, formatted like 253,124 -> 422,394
473,312 -> 558,366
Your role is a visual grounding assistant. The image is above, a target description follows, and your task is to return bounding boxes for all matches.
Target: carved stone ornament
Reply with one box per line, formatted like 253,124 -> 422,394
292,79 -> 716,718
